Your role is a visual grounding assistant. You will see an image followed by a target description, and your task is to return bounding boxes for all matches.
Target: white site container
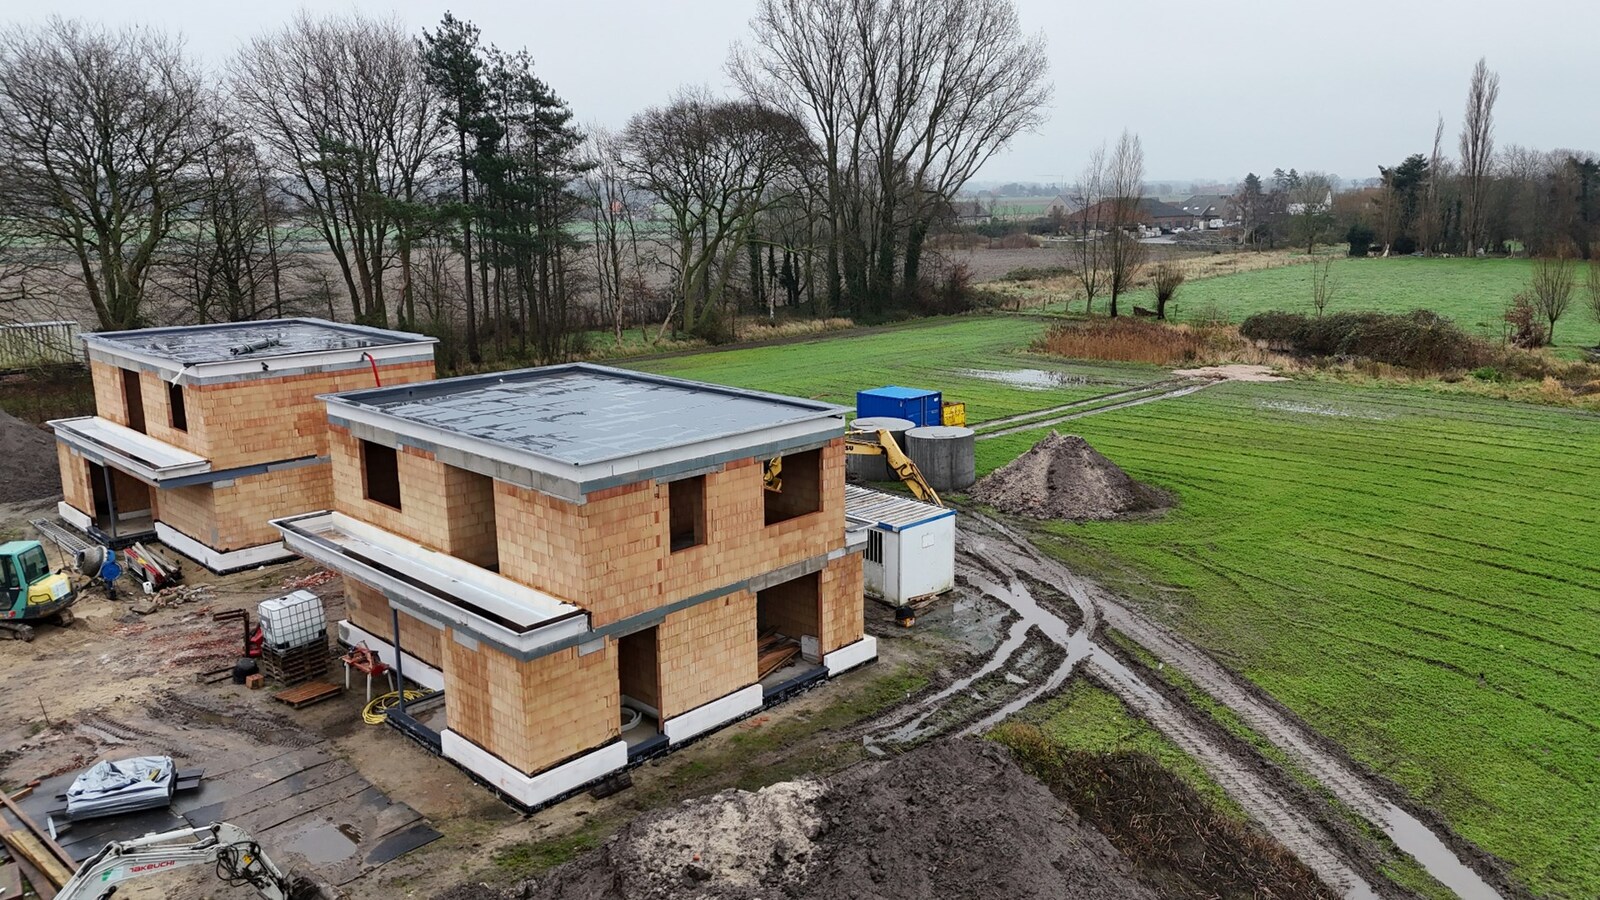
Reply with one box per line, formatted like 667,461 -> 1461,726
258,589 -> 327,651
845,485 -> 956,608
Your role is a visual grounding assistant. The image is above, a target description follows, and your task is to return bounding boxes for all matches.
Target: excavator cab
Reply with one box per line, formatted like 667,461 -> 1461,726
1,540 -> 77,638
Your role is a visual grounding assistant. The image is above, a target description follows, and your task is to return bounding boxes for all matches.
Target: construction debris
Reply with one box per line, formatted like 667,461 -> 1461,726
757,632 -> 800,679
123,542 -> 182,591
130,583 -> 214,615
970,432 -> 1170,522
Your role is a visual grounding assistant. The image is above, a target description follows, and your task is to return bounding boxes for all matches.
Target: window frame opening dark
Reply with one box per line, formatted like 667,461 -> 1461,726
361,440 -> 403,510
668,475 -> 707,552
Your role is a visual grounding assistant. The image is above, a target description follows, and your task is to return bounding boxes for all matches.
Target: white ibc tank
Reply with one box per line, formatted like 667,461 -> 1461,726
258,589 -> 327,651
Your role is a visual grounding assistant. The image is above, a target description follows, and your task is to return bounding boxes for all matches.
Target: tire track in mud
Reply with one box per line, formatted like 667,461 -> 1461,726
968,514 -> 1507,900
957,528 -> 1384,900
977,380 -> 1211,439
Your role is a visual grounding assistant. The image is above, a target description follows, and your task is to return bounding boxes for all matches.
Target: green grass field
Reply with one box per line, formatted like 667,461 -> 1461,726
982,380 -> 1600,897
628,316 -> 1166,423
624,312 -> 1598,896
1146,256 -> 1600,357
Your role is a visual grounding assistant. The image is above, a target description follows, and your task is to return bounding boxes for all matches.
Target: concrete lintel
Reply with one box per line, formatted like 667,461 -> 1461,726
441,730 -> 627,809
662,684 -> 764,744
748,553 -> 828,593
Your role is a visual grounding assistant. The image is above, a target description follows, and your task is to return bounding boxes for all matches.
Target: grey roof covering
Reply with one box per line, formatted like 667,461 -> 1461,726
1177,194 -> 1234,217
845,484 -> 954,532
85,318 -> 432,365
328,363 -> 849,467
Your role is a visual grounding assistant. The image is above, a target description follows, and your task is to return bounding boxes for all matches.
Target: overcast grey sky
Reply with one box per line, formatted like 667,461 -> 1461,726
17,0 -> 1600,186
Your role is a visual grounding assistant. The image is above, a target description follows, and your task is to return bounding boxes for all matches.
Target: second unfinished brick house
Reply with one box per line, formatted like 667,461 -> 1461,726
272,364 -> 876,807
49,320 -> 437,571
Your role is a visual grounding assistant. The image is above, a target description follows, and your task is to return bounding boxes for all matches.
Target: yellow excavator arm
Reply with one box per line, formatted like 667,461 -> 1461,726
844,430 -> 943,507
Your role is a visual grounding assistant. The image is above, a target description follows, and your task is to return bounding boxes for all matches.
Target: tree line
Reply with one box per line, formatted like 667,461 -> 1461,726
0,1 -> 1052,366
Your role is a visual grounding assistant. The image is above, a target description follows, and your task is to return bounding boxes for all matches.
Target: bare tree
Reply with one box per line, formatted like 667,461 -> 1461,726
1528,254 -> 1574,344
1152,262 -> 1184,320
1310,256 -> 1337,317
233,12 -> 446,327
1459,57 -> 1500,257
1067,144 -> 1109,316
582,127 -> 644,348
621,91 -> 809,339
0,19 -> 211,330
1419,115 -> 1446,255
1288,172 -> 1336,254
1105,130 -> 1147,318
1587,259 -> 1600,328
167,126 -> 308,323
730,0 -> 1050,314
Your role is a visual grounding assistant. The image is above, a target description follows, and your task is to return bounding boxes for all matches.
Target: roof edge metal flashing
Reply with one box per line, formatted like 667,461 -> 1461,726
328,409 -> 843,504
85,341 -> 436,384
49,416 -> 211,482
273,511 -> 588,658
326,361 -> 848,417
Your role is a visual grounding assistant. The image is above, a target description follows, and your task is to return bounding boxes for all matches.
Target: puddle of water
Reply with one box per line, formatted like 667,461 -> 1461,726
277,820 -> 360,866
1379,801 -> 1501,900
915,589 -> 1009,656
1256,399 -> 1393,420
954,368 -> 1098,391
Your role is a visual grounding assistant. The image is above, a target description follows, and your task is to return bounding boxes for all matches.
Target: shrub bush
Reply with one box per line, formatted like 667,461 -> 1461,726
1240,309 -> 1486,372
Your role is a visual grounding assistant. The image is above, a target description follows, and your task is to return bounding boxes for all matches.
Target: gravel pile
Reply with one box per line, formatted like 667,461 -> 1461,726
0,408 -> 61,504
440,740 -> 1155,900
970,432 -> 1168,521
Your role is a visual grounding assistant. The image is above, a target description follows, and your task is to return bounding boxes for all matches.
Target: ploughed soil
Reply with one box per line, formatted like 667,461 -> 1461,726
970,432 -> 1169,522
0,407 -> 61,504
437,739 -> 1155,900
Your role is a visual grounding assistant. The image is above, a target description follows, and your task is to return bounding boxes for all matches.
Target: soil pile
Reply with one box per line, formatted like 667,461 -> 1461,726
475,740 -> 1153,900
0,408 -> 61,504
970,432 -> 1168,521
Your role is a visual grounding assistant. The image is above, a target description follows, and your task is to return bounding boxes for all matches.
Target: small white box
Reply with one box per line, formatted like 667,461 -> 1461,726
258,590 -> 327,651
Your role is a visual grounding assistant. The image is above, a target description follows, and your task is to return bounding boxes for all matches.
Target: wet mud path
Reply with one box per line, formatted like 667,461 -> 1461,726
864,512 -> 1509,900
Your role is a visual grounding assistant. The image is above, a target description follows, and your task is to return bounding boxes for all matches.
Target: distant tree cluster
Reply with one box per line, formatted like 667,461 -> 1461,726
0,1 -> 1053,365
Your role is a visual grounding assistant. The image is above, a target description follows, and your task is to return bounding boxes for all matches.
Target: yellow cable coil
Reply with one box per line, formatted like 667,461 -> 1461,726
362,688 -> 436,725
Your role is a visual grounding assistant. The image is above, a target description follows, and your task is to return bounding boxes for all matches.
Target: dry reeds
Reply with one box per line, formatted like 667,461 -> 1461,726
1033,317 -> 1263,366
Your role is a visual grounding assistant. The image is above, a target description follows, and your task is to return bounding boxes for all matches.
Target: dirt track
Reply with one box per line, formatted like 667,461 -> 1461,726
955,514 -> 1514,900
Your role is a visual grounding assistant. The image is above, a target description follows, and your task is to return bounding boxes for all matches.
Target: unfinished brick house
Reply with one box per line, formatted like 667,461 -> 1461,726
272,364 -> 876,808
49,320 -> 437,572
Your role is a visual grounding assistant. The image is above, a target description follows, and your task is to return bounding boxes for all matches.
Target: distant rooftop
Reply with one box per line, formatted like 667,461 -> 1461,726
85,318 -> 433,366
328,363 -> 848,468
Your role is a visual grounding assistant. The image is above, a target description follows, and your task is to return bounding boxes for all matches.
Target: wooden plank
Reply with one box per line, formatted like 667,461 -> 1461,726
0,829 -> 73,889
0,792 -> 71,872
9,852 -> 56,900
0,862 -> 22,899
272,681 -> 341,709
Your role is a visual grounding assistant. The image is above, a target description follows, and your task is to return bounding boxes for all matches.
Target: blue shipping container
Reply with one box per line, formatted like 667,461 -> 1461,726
856,386 -> 943,427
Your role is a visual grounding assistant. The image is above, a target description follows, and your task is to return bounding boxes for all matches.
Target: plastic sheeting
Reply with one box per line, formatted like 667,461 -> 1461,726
65,756 -> 175,820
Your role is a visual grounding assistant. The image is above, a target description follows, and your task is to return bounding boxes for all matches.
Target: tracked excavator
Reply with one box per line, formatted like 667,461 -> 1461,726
764,429 -> 943,507
51,822 -> 330,900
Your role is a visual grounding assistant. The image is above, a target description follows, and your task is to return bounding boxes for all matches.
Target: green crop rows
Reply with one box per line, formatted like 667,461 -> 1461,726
987,380 -> 1600,897
626,313 -> 1598,896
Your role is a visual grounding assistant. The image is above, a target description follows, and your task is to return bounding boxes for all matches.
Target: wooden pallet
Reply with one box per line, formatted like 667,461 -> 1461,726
258,641 -> 331,686
272,680 -> 342,709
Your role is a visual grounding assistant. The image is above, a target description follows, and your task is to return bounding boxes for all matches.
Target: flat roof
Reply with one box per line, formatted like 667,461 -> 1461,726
845,484 -> 955,532
84,318 -> 433,366
860,386 -> 939,400
328,363 -> 848,468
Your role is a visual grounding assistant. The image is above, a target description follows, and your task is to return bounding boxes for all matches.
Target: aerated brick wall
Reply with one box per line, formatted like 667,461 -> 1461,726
57,443 -> 91,515
345,579 -> 390,638
157,484 -> 217,546
819,552 -> 865,654
445,635 -> 620,774
209,464 -> 333,550
88,357 -> 435,470
655,590 -> 757,719
495,439 -> 849,627
329,426 -> 498,563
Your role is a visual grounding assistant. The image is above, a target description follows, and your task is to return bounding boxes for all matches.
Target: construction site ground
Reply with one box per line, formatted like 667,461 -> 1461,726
0,477 -> 1519,900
